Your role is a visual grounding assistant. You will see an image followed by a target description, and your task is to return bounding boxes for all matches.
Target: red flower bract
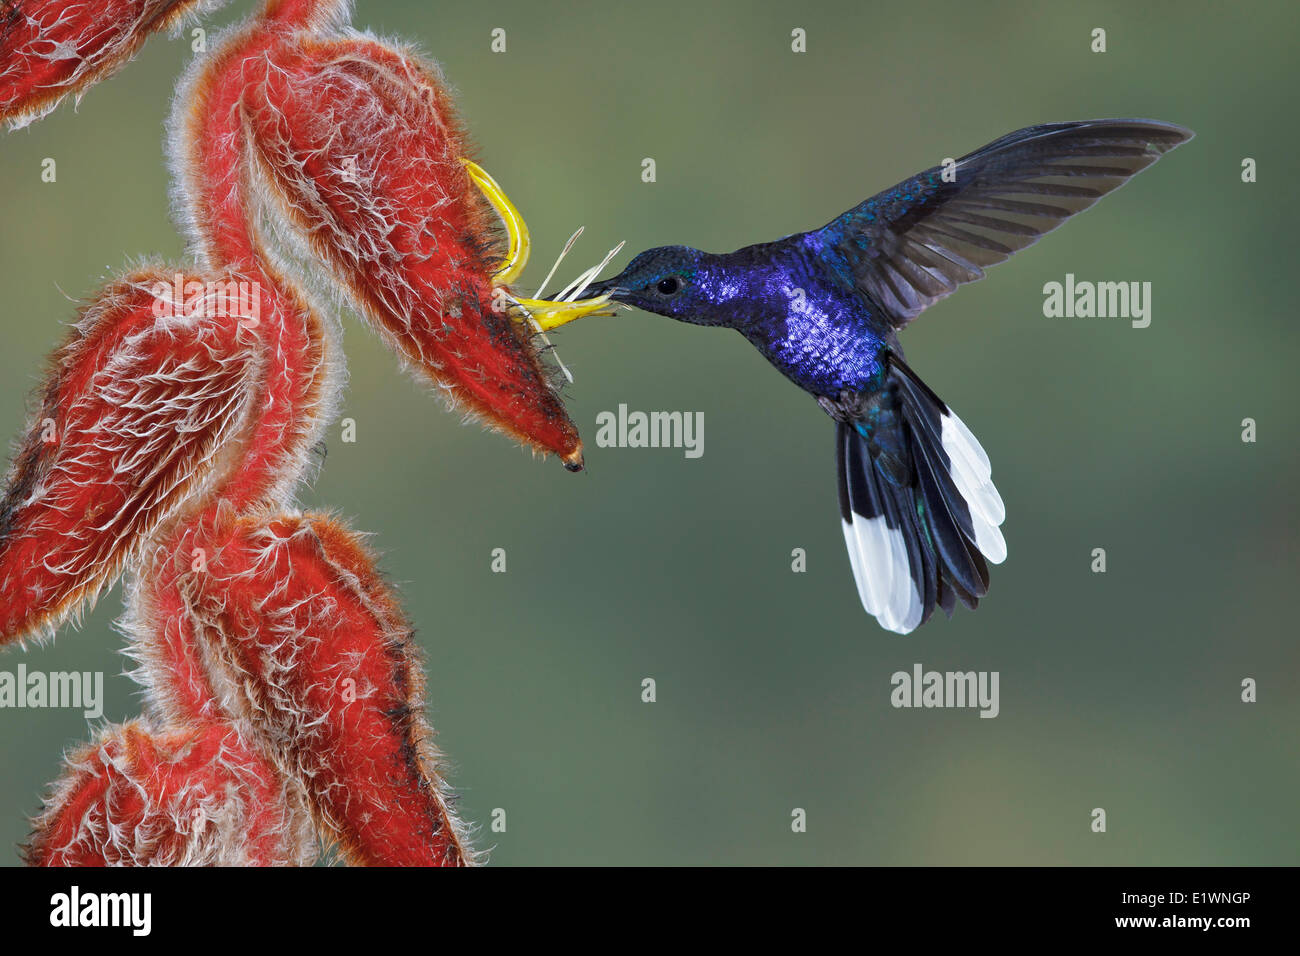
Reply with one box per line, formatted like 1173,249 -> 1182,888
0,0 -> 588,865
0,0 -> 216,129
24,720 -> 314,867
178,512 -> 472,866
243,34 -> 584,466
0,269 -> 264,642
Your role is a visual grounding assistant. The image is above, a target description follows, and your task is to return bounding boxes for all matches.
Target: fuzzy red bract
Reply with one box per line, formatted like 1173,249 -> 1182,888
244,35 -> 583,465
0,270 -> 262,644
183,513 -> 472,866
25,721 -> 314,866
1,0 -> 577,866
0,0 -> 215,128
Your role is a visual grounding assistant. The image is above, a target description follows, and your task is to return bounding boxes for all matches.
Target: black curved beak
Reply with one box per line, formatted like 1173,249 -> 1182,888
576,275 -> 620,300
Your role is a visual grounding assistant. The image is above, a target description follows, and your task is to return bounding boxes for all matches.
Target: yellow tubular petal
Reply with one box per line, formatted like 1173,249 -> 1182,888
515,295 -> 615,332
462,158 -> 531,285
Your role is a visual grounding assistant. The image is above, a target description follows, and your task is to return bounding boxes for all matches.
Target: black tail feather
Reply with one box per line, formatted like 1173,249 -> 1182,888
835,353 -> 1006,632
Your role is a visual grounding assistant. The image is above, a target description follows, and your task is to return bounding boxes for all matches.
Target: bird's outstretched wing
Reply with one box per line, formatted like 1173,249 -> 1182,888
810,119 -> 1192,327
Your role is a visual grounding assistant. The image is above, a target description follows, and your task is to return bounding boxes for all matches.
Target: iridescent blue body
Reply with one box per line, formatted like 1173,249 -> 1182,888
580,120 -> 1192,633
687,237 -> 891,396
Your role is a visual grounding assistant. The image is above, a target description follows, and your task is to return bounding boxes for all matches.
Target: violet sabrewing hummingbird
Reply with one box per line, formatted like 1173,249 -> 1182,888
565,120 -> 1192,633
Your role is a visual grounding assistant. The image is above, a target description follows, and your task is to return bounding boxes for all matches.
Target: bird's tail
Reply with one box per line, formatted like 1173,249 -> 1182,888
836,354 -> 1006,634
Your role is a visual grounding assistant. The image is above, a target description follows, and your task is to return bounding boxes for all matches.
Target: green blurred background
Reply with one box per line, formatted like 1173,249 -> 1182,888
0,0 -> 1296,865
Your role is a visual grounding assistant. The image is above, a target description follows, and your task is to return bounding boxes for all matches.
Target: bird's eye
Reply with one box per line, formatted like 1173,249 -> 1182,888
656,276 -> 681,296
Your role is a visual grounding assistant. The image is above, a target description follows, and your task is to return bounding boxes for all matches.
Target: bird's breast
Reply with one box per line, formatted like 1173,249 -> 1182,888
735,260 -> 889,397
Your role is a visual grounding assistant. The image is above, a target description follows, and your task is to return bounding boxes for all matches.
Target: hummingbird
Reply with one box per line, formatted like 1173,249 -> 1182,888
560,120 -> 1192,633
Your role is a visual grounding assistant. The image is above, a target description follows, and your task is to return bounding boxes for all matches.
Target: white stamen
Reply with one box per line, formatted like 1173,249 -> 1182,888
564,239 -> 629,299
534,226 -> 584,301
515,233 -> 626,385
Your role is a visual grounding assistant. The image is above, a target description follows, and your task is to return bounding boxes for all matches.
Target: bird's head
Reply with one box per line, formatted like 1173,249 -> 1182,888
581,245 -> 721,324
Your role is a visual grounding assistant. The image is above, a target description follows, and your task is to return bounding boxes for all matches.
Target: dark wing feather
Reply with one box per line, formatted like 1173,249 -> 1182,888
810,119 -> 1193,326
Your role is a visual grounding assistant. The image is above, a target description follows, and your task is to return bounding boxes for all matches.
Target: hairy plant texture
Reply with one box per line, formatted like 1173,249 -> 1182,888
25,720 -> 316,866
243,35 -> 585,464
0,0 -> 599,865
0,0 -> 220,129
